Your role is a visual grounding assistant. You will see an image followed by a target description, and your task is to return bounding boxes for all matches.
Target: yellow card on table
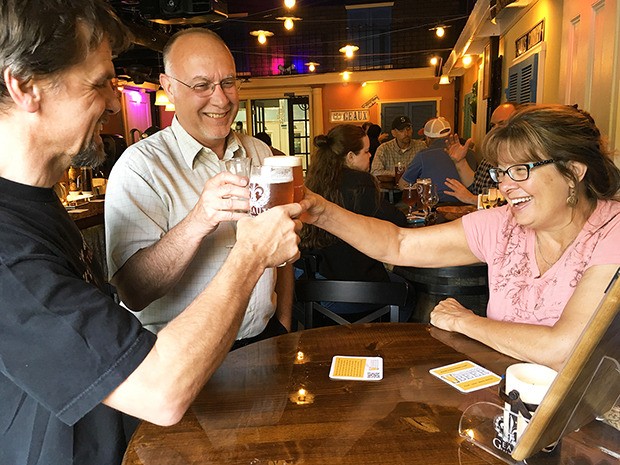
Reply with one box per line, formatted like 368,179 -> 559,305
429,360 -> 501,393
329,356 -> 383,381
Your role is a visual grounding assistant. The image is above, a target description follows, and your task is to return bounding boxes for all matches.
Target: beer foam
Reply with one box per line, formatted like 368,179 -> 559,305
263,156 -> 302,167
254,169 -> 292,184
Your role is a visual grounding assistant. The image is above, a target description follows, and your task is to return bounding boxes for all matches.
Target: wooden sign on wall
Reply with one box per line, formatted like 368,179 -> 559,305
329,109 -> 370,123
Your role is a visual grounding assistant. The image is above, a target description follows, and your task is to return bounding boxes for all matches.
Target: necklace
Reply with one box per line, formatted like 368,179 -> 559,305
535,234 -> 576,267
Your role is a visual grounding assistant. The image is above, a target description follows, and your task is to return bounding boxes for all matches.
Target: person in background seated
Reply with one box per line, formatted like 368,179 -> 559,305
444,102 -> 518,204
398,117 -> 463,203
370,115 -> 426,177
366,123 -> 383,169
255,131 -> 286,156
300,105 -> 620,370
299,124 -> 413,323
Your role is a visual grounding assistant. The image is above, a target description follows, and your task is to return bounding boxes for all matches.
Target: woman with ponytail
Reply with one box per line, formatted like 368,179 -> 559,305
298,124 -> 412,322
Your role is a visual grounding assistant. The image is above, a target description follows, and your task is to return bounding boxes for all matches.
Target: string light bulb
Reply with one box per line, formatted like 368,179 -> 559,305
250,30 -> 274,45
429,24 -> 450,37
339,44 -> 359,59
430,56 -> 439,66
462,55 -> 473,68
284,0 -> 295,8
305,62 -> 319,72
276,16 -> 301,31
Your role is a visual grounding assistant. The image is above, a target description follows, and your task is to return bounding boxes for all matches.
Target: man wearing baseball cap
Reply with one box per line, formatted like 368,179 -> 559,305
398,117 -> 462,203
370,115 -> 426,177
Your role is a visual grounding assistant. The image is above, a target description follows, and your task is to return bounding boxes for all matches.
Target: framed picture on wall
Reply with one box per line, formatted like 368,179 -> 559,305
482,44 -> 491,100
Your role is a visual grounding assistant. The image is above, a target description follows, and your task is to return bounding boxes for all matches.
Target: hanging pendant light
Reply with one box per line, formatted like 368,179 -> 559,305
339,44 -> 359,59
250,30 -> 274,45
154,89 -> 169,106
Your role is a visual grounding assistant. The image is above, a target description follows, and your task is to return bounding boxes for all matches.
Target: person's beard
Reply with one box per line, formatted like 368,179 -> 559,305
71,139 -> 106,168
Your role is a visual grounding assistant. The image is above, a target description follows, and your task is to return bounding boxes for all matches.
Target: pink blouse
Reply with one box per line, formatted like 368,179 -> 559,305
461,200 -> 620,326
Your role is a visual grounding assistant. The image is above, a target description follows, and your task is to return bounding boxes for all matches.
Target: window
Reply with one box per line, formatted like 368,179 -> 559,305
506,53 -> 538,104
346,4 -> 393,70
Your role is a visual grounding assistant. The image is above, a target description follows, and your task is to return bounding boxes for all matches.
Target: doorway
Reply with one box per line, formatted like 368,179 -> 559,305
244,97 -> 310,170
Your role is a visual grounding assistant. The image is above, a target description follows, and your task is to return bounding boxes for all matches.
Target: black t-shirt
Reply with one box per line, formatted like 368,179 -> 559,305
0,177 -> 156,465
307,168 -> 407,281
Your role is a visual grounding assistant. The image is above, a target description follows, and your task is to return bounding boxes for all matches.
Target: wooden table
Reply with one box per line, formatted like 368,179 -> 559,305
377,175 -> 400,204
66,198 -> 105,230
122,324 -> 618,465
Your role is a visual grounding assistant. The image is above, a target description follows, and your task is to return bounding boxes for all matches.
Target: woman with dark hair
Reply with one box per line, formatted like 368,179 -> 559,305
299,124 -> 411,322
301,105 -> 620,368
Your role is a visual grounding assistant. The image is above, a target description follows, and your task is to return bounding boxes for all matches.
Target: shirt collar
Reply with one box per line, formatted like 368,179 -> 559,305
170,117 -> 248,169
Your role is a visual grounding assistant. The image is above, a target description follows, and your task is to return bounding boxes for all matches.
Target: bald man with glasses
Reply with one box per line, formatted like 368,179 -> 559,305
444,103 -> 519,205
105,28 -> 295,344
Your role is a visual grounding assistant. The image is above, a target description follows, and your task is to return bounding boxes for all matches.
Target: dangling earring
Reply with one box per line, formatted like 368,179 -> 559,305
566,185 -> 578,207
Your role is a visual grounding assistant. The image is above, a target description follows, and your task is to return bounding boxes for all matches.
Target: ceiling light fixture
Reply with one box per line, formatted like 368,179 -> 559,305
165,103 -> 176,111
277,16 -> 301,30
429,56 -> 439,66
154,89 -> 169,106
305,61 -> 319,72
339,44 -> 359,59
462,55 -> 473,68
284,0 -> 296,8
340,71 -> 351,81
250,30 -> 273,45
429,25 -> 450,38
439,75 -> 451,85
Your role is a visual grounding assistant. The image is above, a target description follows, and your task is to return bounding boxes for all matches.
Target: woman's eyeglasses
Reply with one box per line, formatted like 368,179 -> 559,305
489,159 -> 556,183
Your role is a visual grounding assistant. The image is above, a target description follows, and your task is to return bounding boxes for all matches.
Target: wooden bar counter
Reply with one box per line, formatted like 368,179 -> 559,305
122,324 -> 619,465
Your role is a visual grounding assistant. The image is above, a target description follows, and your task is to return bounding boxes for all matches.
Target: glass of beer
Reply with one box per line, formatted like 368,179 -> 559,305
249,164 -> 294,216
394,162 -> 405,184
402,182 -> 419,218
222,157 -> 252,177
263,156 -> 304,202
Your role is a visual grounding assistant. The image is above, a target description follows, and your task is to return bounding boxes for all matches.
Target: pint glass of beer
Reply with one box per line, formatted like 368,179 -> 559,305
249,165 -> 294,216
262,156 -> 304,202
